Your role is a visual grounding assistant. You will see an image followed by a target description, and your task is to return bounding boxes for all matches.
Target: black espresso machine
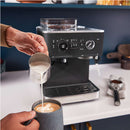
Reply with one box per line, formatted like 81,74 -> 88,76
36,18 -> 104,104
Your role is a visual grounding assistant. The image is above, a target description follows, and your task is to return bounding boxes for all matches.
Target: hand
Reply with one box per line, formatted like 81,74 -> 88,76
1,111 -> 40,130
6,27 -> 49,56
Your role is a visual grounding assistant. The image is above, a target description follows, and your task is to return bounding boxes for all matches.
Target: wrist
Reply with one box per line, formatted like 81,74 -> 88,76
6,27 -> 17,47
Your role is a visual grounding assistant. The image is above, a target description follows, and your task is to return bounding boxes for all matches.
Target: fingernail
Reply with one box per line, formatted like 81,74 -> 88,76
30,111 -> 36,116
38,46 -> 44,52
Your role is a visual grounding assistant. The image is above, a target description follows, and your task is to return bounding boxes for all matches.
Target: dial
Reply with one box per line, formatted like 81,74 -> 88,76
59,42 -> 68,51
85,40 -> 95,50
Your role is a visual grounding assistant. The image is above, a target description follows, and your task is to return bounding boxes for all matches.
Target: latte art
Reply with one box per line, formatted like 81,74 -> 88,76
34,102 -> 60,113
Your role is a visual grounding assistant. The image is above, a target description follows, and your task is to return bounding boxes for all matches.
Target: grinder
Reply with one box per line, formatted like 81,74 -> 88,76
36,18 -> 104,104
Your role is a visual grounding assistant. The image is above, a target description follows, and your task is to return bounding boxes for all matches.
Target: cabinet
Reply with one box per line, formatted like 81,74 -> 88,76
64,115 -> 130,130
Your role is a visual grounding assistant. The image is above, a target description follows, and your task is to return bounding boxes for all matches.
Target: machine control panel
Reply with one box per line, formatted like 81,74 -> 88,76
38,30 -> 104,58
52,39 -> 96,51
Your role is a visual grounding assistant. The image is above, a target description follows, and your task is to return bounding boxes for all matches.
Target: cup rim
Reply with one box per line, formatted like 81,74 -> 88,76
32,99 -> 62,114
29,52 -> 51,68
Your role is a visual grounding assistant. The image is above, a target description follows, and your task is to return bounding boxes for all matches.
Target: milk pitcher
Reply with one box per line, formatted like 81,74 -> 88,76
29,53 -> 51,84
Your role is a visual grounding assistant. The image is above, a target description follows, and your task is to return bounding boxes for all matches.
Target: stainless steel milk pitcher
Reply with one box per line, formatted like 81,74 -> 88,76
29,53 -> 51,84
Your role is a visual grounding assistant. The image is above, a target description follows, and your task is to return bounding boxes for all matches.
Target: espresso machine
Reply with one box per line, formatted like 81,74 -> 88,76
36,18 -> 104,104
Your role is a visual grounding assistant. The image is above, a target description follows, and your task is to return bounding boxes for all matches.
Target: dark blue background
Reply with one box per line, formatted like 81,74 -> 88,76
1,7 -> 130,71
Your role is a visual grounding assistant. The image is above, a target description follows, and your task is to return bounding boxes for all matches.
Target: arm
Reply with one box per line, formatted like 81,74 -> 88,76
0,24 -> 11,47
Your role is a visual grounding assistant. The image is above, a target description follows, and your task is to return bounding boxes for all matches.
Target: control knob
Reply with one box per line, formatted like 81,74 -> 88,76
85,40 -> 95,50
59,42 -> 68,51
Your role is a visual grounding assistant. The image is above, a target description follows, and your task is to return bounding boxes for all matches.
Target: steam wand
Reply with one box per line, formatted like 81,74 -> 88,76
94,55 -> 100,64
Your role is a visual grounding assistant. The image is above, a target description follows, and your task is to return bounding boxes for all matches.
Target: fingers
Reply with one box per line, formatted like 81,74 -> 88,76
27,33 -> 49,55
16,32 -> 49,56
26,119 -> 40,130
37,36 -> 49,56
28,39 -> 46,54
16,111 -> 36,123
18,48 -> 35,56
35,35 -> 48,51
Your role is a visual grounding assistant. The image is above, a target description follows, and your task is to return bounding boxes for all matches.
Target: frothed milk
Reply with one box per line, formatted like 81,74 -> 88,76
30,61 -> 50,107
34,102 -> 60,113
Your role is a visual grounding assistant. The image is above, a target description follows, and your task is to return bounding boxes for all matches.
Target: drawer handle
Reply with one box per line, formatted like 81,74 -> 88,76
71,125 -> 77,130
86,122 -> 92,130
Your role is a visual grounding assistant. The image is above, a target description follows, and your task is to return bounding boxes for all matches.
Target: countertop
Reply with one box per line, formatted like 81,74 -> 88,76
0,63 -> 130,125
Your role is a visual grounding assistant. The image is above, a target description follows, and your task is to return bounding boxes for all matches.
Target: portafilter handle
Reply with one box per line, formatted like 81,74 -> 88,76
113,89 -> 120,106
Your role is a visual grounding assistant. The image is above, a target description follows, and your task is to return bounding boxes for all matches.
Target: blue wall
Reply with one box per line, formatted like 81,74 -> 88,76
1,7 -> 130,71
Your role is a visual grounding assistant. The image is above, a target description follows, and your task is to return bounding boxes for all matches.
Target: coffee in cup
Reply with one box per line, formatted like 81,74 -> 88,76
34,102 -> 60,113
32,99 -> 64,130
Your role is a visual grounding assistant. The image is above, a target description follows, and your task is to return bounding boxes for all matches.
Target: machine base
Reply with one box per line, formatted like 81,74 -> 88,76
44,81 -> 100,104
45,91 -> 99,104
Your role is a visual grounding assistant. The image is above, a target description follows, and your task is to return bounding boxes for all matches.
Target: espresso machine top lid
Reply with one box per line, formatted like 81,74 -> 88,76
39,18 -> 104,33
40,18 -> 77,31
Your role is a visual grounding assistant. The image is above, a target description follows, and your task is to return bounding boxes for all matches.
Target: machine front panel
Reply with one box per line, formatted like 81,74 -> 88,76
42,32 -> 104,59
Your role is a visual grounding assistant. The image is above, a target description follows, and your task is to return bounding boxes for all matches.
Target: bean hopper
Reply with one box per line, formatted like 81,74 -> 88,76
36,18 -> 104,104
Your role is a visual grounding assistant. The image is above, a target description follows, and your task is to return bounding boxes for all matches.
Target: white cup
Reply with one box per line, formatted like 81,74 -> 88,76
62,0 -> 78,4
83,0 -> 97,4
51,0 -> 78,4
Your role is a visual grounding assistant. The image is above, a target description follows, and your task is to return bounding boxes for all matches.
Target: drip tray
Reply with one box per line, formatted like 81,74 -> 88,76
44,81 -> 100,104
